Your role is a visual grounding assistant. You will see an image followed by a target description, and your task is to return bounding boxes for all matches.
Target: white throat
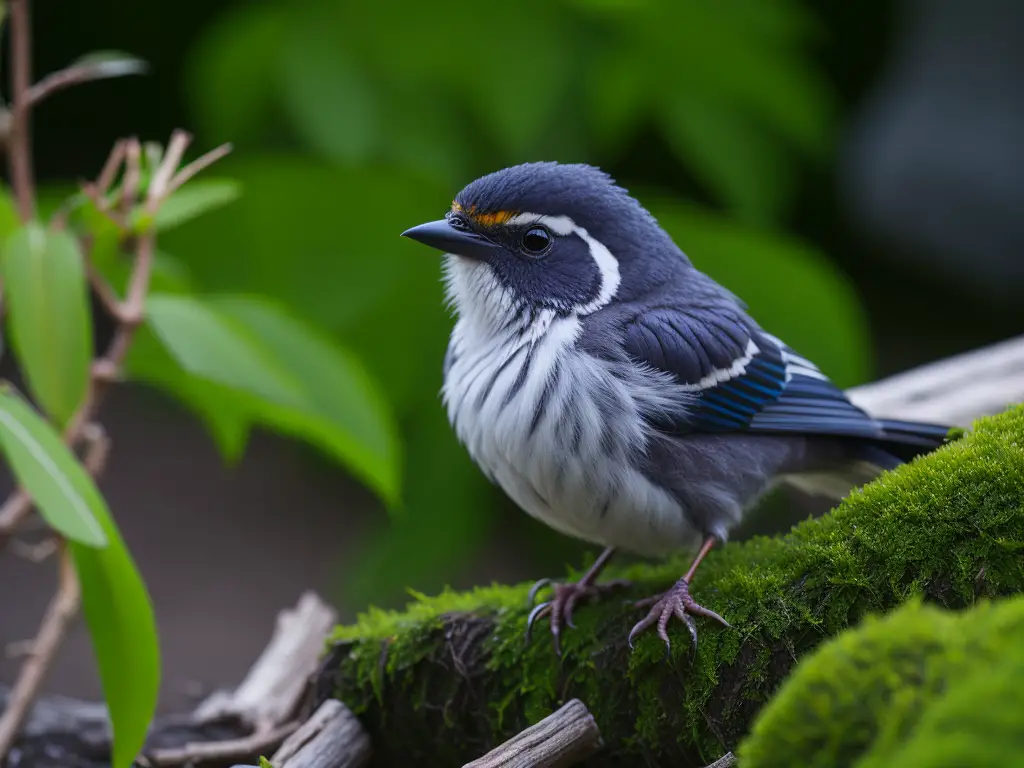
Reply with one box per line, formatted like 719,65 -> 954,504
442,213 -> 621,341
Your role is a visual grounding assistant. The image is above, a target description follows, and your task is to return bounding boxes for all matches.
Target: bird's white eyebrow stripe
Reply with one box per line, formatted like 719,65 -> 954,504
505,212 -> 576,235
505,212 -> 621,314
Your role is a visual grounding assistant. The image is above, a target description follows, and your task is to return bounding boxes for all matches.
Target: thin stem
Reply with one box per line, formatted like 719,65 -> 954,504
7,0 -> 35,221
162,142 -> 233,202
0,545 -> 81,753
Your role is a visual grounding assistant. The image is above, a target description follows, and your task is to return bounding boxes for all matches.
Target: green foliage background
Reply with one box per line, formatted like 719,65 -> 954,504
39,0 -> 877,610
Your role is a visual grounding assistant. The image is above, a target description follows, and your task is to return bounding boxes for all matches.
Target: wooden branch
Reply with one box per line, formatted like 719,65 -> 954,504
270,700 -> 371,768
0,592 -> 359,768
847,333 -> 1024,426
463,700 -> 602,768
193,591 -> 338,729
702,754 -> 737,768
145,721 -> 299,767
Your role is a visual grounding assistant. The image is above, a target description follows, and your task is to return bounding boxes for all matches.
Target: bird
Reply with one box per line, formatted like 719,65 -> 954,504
400,161 -> 952,656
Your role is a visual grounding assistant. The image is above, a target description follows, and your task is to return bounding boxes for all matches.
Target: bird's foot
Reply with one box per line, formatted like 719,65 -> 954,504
525,575 -> 630,656
628,576 -> 730,658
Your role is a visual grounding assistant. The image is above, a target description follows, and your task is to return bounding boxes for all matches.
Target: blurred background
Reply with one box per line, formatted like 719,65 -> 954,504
2,0 -> 1022,713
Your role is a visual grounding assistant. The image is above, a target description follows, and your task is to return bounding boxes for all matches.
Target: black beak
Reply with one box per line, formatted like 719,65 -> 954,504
401,219 -> 500,261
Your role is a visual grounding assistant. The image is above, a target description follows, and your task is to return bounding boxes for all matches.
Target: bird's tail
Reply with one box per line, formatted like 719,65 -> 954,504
786,418 -> 955,501
869,418 -> 956,465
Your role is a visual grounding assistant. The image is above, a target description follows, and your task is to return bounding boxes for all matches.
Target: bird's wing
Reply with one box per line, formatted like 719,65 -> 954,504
621,305 -> 890,440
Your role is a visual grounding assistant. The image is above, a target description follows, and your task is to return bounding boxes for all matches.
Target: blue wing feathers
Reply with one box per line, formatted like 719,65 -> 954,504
621,307 -> 949,452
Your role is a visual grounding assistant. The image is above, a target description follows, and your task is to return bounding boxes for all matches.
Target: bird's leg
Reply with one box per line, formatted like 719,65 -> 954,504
628,536 -> 730,656
525,546 -> 629,655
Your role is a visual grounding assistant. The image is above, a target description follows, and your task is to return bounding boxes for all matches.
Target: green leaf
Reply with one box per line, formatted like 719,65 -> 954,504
211,295 -> 402,506
2,223 -> 93,427
69,500 -> 160,768
152,179 -> 241,232
124,325 -> 252,464
143,293 -> 401,505
145,294 -> 305,407
66,49 -> 148,81
0,389 -> 105,546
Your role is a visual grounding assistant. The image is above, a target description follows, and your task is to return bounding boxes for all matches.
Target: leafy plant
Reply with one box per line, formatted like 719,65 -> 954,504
0,1 -> 401,763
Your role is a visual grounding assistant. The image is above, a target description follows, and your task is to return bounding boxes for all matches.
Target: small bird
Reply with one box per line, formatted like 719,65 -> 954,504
401,162 -> 951,655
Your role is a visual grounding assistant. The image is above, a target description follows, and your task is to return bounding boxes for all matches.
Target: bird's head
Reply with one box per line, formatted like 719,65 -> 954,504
402,162 -> 687,329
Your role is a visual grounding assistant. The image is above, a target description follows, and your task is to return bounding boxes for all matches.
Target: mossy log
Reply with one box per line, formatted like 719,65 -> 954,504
737,596 -> 1024,767
315,406 -> 1024,768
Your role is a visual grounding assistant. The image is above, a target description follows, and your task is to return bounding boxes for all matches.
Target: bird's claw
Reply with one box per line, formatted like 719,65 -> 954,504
627,577 -> 730,659
524,576 -> 630,656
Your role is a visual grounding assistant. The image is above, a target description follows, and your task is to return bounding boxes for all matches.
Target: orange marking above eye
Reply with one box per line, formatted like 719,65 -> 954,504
450,202 -> 517,227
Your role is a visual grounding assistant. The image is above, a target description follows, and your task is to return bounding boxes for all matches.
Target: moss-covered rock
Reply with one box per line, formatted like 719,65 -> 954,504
316,406 -> 1024,767
737,597 -> 1024,768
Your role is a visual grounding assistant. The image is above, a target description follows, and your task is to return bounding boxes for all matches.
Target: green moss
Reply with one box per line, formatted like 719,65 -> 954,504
737,597 -> 1024,768
319,405 -> 1024,767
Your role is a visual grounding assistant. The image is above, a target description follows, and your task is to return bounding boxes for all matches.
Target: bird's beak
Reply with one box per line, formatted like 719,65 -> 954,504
401,219 -> 501,261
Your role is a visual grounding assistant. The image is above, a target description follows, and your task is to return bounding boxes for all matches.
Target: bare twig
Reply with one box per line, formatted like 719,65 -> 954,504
144,129 -> 191,211
118,137 -> 142,217
85,257 -> 125,318
144,721 -> 299,767
26,58 -> 146,107
94,138 -> 128,199
7,0 -> 35,221
463,699 -> 603,768
270,700 -> 371,768
0,489 -> 33,538
0,546 -> 81,754
703,753 -> 738,768
163,142 -> 233,200
8,537 -> 57,562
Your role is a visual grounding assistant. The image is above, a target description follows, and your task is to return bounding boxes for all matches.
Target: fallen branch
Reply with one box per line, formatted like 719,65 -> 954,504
847,333 -> 1024,425
270,700 -> 371,768
462,699 -> 602,768
0,592 -> 362,768
193,591 -> 338,729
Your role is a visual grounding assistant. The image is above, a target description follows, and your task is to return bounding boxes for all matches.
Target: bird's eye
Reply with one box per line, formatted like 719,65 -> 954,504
521,226 -> 552,255
448,213 -> 470,231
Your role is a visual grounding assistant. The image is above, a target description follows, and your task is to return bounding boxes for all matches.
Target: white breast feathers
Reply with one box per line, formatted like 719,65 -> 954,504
440,252 -> 701,558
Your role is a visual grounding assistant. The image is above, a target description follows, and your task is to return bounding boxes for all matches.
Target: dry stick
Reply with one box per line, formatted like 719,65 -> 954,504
144,721 -> 301,767
0,425 -> 109,755
0,546 -> 80,752
6,0 -> 35,221
463,699 -> 603,768
270,700 -> 371,768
